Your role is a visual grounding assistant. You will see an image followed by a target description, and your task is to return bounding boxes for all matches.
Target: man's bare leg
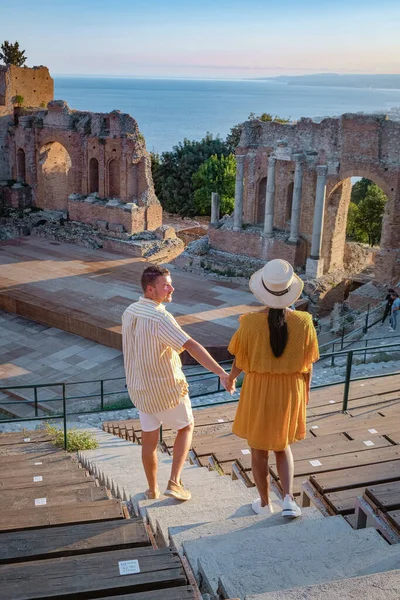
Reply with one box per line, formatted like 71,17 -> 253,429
141,428 -> 160,494
170,422 -> 194,483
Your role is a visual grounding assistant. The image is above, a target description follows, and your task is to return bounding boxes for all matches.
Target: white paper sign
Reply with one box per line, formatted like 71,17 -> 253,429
368,429 -> 378,434
309,459 -> 322,467
363,440 -> 374,447
23,438 -> 31,442
311,425 -> 319,430
241,449 -> 250,455
33,476 -> 43,482
217,419 -> 225,423
118,560 -> 140,575
35,498 -> 47,506
329,400 -> 336,404
34,462 -> 42,465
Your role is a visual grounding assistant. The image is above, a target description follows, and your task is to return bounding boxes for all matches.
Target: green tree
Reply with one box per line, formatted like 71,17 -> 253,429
350,178 -> 372,205
355,184 -> 387,246
0,41 -> 27,66
152,134 -> 231,216
192,154 -> 236,216
346,201 -> 366,242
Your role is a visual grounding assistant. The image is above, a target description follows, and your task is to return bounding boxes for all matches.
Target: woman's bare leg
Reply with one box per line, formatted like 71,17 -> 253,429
274,446 -> 294,497
251,448 -> 270,506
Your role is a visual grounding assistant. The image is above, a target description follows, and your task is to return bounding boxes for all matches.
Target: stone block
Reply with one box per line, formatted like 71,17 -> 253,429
306,257 -> 324,278
155,225 -> 176,240
108,223 -> 125,233
96,220 -> 108,231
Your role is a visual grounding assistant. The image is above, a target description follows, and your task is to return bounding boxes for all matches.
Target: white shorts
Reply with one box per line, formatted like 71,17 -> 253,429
138,395 -> 194,432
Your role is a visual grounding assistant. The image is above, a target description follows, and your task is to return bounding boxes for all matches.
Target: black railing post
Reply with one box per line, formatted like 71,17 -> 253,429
331,343 -> 335,367
364,304 -> 370,333
62,383 -> 68,451
100,380 -> 104,411
342,350 -> 353,412
159,425 -> 163,444
341,326 -> 345,350
364,339 -> 368,364
34,387 -> 38,417
217,376 -> 221,392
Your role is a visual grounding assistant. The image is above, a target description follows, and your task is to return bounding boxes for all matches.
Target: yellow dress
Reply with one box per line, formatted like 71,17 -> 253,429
228,310 -> 319,451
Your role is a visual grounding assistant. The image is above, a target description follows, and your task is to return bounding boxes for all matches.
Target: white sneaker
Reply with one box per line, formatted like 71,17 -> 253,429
282,495 -> 302,518
251,498 -> 274,516
389,327 -> 394,332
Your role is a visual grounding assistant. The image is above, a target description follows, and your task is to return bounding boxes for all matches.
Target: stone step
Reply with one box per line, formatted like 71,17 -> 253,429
170,506 -> 322,555
187,516 -> 399,599
244,569 -> 400,600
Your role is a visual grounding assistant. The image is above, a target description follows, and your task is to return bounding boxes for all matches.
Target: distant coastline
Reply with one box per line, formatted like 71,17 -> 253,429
258,74 -> 400,90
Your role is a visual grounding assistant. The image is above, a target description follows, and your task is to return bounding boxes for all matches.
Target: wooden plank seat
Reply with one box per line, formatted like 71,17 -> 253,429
324,486 -> 367,515
0,469 -> 94,491
310,459 -> 400,494
0,459 -> 82,477
100,586 -> 197,599
0,441 -> 57,456
0,484 -> 110,510
0,449 -> 68,464
0,498 -> 125,532
0,431 -> 52,446
0,546 -> 188,600
0,520 -> 150,564
364,481 -> 400,513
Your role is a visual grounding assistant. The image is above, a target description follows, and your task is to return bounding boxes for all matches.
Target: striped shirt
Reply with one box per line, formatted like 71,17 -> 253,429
122,297 -> 190,413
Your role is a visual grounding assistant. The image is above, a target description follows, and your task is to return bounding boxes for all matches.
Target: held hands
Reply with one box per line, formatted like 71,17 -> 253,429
220,371 -> 236,395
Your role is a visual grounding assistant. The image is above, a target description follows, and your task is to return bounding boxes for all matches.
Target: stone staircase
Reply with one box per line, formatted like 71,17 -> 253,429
79,427 -> 400,600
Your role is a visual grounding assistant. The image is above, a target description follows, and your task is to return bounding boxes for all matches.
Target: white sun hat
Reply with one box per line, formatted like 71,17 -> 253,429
249,259 -> 303,309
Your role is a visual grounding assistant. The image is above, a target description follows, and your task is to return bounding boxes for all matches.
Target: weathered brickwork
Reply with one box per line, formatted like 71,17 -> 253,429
0,65 -> 161,234
217,114 -> 400,283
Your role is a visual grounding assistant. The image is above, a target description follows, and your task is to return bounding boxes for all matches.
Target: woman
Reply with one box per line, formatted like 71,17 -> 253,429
227,259 -> 319,518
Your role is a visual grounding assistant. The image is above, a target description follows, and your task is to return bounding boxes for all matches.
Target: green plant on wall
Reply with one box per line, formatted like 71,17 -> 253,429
12,94 -> 24,107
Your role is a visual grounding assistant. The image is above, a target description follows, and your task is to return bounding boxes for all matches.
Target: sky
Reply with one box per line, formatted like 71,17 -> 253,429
1,0 -> 400,78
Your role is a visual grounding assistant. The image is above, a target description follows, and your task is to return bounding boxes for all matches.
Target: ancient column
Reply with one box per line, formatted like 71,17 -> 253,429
288,155 -> 304,243
263,156 -> 276,237
210,192 -> 220,225
233,155 -> 245,231
306,165 -> 328,278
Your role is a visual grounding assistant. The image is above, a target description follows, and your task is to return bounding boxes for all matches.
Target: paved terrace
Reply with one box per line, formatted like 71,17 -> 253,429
0,237 -> 259,354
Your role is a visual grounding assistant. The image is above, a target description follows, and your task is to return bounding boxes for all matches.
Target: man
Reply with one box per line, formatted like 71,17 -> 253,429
382,288 -> 395,324
389,292 -> 400,332
122,265 -> 231,502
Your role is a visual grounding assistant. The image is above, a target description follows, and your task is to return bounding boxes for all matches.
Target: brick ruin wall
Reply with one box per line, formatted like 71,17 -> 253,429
0,65 -> 162,234
221,114 -> 400,284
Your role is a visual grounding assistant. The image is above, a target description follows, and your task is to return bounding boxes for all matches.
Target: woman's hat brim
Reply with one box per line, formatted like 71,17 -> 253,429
249,269 -> 304,308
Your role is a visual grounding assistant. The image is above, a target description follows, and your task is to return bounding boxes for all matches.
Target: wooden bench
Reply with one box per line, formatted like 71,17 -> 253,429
0,483 -> 110,510
354,480 -> 400,543
0,546 -> 188,600
0,520 -> 150,564
0,469 -> 94,491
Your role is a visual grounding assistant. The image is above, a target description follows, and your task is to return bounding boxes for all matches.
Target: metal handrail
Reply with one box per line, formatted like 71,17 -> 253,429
0,341 -> 399,450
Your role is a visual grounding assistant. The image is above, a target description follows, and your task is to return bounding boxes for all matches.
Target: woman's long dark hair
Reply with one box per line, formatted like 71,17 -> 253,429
268,308 -> 288,358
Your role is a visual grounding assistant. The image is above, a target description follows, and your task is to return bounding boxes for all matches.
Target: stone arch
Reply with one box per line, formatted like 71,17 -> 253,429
89,157 -> 99,194
285,182 -> 294,227
321,172 -> 392,272
108,158 -> 120,198
38,141 -> 72,210
16,148 -> 26,183
256,177 -> 267,224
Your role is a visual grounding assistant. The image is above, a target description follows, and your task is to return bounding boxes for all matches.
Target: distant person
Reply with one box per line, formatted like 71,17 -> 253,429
389,292 -> 400,332
382,288 -> 395,324
122,265 -> 231,502
227,259 -> 319,518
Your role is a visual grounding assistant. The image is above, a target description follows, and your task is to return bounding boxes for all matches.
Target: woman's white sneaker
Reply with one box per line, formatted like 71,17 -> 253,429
251,498 -> 274,516
282,494 -> 302,518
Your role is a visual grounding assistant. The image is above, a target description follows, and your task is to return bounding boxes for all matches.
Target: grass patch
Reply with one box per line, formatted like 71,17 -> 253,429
44,423 -> 99,452
104,396 -> 133,411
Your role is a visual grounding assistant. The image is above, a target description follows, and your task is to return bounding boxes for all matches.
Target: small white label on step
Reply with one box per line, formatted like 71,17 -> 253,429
118,560 -> 140,575
217,419 -> 225,423
35,498 -> 47,506
241,449 -> 251,455
34,462 -> 42,465
311,425 -> 319,429
23,438 -> 31,442
360,384 -> 365,387
309,460 -> 322,467
329,400 -> 335,404
33,476 -> 43,482
368,429 -> 378,434
363,440 -> 375,447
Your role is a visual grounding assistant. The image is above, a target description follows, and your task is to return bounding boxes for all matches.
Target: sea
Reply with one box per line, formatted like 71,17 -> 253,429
54,77 -> 400,154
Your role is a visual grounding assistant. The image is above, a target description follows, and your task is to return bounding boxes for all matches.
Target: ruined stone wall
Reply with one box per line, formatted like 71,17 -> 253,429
208,227 -> 307,266
230,114 -> 400,283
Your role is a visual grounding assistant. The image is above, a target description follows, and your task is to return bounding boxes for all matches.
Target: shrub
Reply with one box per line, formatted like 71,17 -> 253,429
44,423 -> 98,452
